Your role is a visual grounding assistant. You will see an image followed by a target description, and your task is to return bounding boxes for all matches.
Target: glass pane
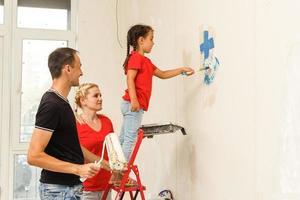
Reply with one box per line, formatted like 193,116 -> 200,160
20,40 -> 67,142
0,0 -> 3,24
0,37 -> 3,192
17,0 -> 70,30
13,154 -> 41,200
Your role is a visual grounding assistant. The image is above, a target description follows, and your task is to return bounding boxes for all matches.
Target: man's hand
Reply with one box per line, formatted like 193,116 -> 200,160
77,163 -> 100,179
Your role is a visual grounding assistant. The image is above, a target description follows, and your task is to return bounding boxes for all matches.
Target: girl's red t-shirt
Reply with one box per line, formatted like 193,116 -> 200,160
122,51 -> 157,111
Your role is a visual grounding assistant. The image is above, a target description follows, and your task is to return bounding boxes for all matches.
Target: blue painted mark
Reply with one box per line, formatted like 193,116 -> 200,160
203,55 -> 219,85
204,74 -> 212,85
200,31 -> 214,59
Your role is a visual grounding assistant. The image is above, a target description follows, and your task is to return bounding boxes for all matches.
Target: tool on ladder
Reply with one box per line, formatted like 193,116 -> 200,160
101,123 -> 186,200
141,123 -> 186,138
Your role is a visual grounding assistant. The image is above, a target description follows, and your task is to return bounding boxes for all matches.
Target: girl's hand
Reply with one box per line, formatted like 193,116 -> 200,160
131,100 -> 140,112
181,67 -> 195,76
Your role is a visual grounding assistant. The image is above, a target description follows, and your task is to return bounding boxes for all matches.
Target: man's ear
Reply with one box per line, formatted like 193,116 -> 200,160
64,64 -> 71,72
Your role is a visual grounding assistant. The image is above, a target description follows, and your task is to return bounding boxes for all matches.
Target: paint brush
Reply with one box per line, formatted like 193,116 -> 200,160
181,67 -> 210,75
199,66 -> 210,71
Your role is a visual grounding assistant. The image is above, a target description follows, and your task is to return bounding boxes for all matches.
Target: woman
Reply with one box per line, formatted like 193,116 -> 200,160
75,83 -> 113,200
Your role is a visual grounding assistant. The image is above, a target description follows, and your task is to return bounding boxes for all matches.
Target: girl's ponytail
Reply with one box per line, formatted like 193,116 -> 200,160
122,40 -> 130,72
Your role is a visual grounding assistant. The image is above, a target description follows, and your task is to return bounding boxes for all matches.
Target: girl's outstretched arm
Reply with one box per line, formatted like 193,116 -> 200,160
127,69 -> 140,111
154,67 -> 194,79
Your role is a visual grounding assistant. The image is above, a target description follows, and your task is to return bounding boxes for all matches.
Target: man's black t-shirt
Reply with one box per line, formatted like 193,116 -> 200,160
35,89 -> 84,186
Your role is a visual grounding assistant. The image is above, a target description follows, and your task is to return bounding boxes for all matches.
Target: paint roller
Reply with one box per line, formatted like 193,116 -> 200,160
80,132 -> 127,182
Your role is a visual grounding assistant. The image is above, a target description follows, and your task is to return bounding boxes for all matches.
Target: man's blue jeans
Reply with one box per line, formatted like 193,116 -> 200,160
119,100 -> 144,161
39,183 -> 82,200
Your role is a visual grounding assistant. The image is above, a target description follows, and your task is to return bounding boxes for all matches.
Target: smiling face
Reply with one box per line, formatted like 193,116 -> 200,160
81,86 -> 102,112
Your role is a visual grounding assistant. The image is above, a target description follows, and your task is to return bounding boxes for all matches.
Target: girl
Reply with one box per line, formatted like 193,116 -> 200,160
75,83 -> 113,200
120,24 -> 194,161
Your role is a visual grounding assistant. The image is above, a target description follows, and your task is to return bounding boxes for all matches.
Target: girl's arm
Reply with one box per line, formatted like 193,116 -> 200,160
127,69 -> 140,111
154,67 -> 194,79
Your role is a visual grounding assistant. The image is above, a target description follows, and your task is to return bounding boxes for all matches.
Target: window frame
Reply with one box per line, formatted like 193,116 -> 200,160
0,0 -> 12,199
0,0 -> 5,26
0,0 -> 79,199
11,32 -> 75,150
11,0 -> 77,149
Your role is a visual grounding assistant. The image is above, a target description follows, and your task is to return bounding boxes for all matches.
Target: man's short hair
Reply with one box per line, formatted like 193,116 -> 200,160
48,47 -> 78,79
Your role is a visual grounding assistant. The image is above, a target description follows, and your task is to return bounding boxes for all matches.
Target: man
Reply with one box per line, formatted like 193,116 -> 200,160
28,47 -> 100,199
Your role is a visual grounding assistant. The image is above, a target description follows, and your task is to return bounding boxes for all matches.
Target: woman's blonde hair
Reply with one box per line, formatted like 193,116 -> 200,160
74,83 -> 99,123
75,83 -> 99,108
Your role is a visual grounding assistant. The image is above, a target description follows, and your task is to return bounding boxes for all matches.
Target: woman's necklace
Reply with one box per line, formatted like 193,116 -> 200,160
81,114 -> 101,132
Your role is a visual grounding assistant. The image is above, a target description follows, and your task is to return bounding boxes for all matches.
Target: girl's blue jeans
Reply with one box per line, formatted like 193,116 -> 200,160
119,100 -> 144,161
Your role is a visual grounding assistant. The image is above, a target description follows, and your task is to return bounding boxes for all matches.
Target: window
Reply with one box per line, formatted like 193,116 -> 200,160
13,155 -> 41,200
17,0 -> 70,30
0,36 -> 3,198
0,0 -> 78,199
0,0 -> 3,24
20,40 -> 67,142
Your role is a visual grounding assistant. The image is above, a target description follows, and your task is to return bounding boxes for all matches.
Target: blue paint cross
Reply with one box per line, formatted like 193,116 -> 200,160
200,31 -> 214,59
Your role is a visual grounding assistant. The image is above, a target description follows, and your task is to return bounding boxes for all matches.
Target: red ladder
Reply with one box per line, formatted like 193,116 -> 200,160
101,129 -> 146,200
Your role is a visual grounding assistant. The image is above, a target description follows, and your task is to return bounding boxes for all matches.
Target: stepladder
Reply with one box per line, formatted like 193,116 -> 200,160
101,129 -> 146,200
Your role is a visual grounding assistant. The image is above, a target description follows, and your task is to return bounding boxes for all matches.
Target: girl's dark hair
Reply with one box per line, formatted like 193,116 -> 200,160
123,24 -> 153,71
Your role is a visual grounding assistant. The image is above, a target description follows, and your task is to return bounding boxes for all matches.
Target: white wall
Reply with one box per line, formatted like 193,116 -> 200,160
77,0 -> 125,132
255,0 -> 300,199
77,0 -> 300,199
